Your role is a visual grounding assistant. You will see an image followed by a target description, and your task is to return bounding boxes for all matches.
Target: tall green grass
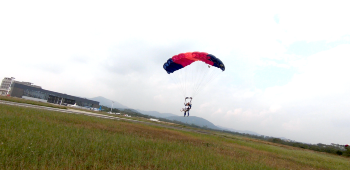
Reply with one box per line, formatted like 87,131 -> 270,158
1,104 -> 349,169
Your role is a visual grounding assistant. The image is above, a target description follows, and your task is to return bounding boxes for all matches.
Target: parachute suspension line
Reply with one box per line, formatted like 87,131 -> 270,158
187,61 -> 206,97
180,67 -> 187,97
193,61 -> 204,96
191,61 -> 196,96
191,62 -> 205,97
189,61 -> 197,97
185,65 -> 188,97
169,72 -> 185,97
192,62 -> 212,97
198,63 -> 211,96
184,69 -> 188,97
187,62 -> 200,97
191,62 -> 222,97
169,61 -> 223,98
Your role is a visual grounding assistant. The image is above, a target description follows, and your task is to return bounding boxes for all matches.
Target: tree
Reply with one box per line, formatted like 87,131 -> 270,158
344,145 -> 350,157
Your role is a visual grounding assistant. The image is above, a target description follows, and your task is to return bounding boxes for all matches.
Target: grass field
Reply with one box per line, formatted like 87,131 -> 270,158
1,104 -> 349,169
0,96 -> 187,127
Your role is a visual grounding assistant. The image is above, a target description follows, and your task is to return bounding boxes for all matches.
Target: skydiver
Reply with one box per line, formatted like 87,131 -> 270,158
181,107 -> 189,117
182,97 -> 192,117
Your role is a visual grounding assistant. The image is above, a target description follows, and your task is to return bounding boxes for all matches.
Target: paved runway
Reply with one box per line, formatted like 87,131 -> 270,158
0,100 -> 121,120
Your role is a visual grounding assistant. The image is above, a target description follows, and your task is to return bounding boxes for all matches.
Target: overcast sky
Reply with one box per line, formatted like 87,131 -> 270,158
1,0 -> 349,145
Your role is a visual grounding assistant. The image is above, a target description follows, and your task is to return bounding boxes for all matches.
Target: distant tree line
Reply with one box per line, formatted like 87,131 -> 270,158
221,130 -> 350,157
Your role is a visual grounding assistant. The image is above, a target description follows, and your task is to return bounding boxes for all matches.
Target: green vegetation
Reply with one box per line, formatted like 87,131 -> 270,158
1,104 -> 349,169
0,96 -> 67,109
221,130 -> 350,157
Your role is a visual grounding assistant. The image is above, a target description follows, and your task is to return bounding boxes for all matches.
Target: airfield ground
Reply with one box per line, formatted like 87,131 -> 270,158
1,99 -> 349,169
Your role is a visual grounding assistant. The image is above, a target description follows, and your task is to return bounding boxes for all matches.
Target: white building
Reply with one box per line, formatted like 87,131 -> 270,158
0,77 -> 15,95
150,118 -> 160,122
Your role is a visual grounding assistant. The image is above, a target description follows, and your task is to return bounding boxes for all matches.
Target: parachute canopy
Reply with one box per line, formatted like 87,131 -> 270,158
163,52 -> 225,74
163,52 -> 225,97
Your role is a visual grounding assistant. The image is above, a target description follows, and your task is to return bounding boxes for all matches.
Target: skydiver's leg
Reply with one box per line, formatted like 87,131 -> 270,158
187,109 -> 189,117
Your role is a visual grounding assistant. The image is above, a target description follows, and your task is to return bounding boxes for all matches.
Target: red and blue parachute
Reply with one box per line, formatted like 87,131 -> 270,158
163,52 -> 225,74
163,52 -> 225,97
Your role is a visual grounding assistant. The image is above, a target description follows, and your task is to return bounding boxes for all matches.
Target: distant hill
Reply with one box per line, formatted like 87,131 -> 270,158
90,96 -> 128,109
165,116 -> 221,130
137,110 -> 222,130
216,125 -> 260,136
90,96 -> 258,134
136,110 -> 177,118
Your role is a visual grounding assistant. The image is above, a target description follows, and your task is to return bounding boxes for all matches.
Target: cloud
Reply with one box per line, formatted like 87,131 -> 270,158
273,14 -> 279,24
263,44 -> 350,105
103,41 -> 196,75
269,104 -> 281,113
282,119 -> 302,131
225,108 -> 243,117
1,0 -> 350,144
